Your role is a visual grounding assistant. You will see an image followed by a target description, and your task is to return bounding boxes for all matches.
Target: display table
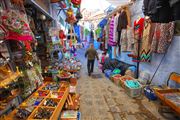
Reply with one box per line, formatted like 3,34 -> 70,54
5,82 -> 69,120
154,89 -> 180,115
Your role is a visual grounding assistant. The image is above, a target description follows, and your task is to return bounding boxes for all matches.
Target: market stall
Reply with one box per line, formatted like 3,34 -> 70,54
5,81 -> 69,120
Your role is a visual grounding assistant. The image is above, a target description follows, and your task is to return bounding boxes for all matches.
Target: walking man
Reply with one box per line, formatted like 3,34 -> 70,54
85,44 -> 99,76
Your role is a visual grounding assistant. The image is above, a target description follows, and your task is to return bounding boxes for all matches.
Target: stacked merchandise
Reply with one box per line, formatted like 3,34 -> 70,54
5,82 -> 70,120
58,57 -> 82,80
0,1 -> 51,117
44,57 -> 82,81
60,76 -> 80,119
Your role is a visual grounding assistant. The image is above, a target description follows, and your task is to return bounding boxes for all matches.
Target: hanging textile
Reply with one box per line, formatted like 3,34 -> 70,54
98,18 -> 108,28
151,22 -> 175,53
114,14 -> 119,43
120,27 -> 134,52
104,25 -> 109,49
117,10 -> 128,32
133,17 -> 145,56
140,19 -> 154,62
95,27 -> 101,38
84,28 -> 89,37
117,10 -> 128,45
1,10 -> 33,41
74,24 -> 80,42
59,30 -> 66,39
108,17 -> 116,46
142,0 -> 173,23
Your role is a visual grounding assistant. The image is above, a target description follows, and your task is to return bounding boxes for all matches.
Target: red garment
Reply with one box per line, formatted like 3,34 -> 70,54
133,18 -> 144,56
59,30 -> 66,39
6,31 -> 33,41
134,18 -> 144,39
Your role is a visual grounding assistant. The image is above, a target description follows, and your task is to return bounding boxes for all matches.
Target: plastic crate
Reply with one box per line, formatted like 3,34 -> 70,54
125,80 -> 142,98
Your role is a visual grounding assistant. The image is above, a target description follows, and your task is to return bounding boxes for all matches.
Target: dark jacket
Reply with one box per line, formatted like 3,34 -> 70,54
142,0 -> 173,23
117,11 -> 128,31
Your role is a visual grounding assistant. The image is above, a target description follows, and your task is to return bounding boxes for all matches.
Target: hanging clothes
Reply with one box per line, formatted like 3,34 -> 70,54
114,14 -> 119,43
108,17 -> 116,46
104,25 -> 109,49
117,10 -> 128,46
120,27 -> 134,52
133,18 -> 145,56
140,19 -> 155,62
113,14 -> 119,57
142,0 -> 173,23
151,22 -> 175,53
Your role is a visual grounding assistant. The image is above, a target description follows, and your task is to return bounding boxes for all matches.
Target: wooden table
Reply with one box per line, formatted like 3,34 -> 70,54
154,89 -> 180,115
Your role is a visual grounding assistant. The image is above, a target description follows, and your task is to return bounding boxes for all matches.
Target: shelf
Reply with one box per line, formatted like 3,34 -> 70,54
5,82 -> 70,120
0,71 -> 21,87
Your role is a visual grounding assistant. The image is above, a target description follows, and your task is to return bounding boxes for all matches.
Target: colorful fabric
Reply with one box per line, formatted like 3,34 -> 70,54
133,18 -> 145,55
1,10 -> 33,41
108,17 -> 116,46
98,18 -> 108,28
125,80 -> 140,88
84,28 -> 89,36
59,30 -> 66,39
95,27 -> 101,38
140,20 -> 153,62
113,14 -> 119,43
113,68 -> 121,74
120,27 -> 134,52
151,22 -> 175,53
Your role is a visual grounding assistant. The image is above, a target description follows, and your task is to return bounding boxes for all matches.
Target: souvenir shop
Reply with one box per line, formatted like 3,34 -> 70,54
0,0 -> 82,119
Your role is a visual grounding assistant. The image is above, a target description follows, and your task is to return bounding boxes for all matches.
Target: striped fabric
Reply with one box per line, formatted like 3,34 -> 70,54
108,17 -> 116,46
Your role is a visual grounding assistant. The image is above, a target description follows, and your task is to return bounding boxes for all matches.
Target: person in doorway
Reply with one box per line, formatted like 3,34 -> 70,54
85,44 -> 99,76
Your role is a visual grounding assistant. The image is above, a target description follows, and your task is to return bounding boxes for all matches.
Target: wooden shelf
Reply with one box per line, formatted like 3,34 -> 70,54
5,82 -> 70,120
0,71 -> 21,87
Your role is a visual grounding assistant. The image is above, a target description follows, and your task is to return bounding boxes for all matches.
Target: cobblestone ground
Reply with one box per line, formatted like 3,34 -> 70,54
76,49 -> 178,120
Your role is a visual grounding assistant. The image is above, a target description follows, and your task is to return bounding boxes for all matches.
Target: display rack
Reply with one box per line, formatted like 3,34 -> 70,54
0,71 -> 21,87
6,81 -> 70,120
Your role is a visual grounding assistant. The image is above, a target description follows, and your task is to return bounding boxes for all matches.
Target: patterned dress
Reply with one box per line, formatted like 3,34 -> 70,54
151,22 -> 174,53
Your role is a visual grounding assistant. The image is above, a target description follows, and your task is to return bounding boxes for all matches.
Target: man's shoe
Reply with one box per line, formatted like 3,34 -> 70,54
88,73 -> 91,76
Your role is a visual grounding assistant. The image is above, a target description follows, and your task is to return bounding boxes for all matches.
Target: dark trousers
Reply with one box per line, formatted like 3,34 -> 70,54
87,59 -> 95,74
